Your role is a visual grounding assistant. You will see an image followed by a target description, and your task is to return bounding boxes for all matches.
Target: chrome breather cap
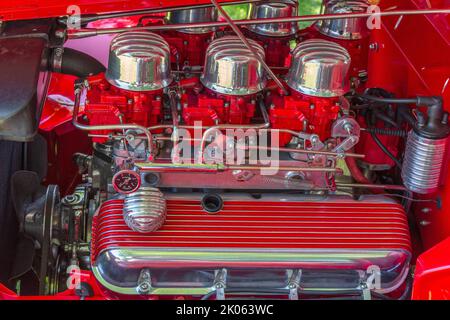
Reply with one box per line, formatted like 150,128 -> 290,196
165,8 -> 218,34
123,187 -> 167,233
201,36 -> 267,95
286,39 -> 351,97
247,0 -> 299,37
316,0 -> 370,40
105,31 -> 173,91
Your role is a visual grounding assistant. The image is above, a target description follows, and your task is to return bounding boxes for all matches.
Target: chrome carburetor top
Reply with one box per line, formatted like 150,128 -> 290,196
201,36 -> 267,95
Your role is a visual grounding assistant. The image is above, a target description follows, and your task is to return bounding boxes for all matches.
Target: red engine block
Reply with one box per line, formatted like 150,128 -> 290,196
84,74 -> 164,143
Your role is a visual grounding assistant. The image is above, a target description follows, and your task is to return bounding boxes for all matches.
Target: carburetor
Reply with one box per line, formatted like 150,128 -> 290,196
244,0 -> 298,68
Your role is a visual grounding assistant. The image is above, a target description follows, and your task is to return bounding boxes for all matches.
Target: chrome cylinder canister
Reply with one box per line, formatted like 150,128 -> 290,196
402,130 -> 449,194
201,36 -> 267,95
286,39 -> 351,97
316,0 -> 370,40
105,31 -> 172,91
123,187 -> 167,233
247,0 -> 298,37
165,8 -> 218,34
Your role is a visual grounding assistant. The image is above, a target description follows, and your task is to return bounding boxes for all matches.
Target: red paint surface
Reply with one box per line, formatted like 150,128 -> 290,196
412,237 -> 450,300
181,83 -> 258,127
160,30 -> 215,67
368,0 -> 450,299
268,90 -> 341,145
244,29 -> 293,69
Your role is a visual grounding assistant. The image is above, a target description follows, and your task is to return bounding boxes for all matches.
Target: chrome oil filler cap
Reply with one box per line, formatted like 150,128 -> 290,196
286,39 -> 351,97
165,8 -> 218,34
316,0 -> 370,40
105,31 -> 173,91
247,0 -> 298,37
201,36 -> 267,95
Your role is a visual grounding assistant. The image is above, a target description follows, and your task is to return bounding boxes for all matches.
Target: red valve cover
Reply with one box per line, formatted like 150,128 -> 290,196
91,194 -> 411,296
84,75 -> 164,143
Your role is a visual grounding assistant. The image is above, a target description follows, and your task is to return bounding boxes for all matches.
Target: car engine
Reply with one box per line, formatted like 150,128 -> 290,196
1,0 -> 449,300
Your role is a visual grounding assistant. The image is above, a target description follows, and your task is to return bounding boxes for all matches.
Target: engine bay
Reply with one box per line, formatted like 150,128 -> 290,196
0,0 -> 449,300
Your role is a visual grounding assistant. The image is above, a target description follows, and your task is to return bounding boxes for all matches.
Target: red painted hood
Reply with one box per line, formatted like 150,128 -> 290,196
0,0 -> 236,22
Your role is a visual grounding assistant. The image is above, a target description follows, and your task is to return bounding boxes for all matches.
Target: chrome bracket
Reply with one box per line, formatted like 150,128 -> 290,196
287,269 -> 302,300
214,268 -> 227,300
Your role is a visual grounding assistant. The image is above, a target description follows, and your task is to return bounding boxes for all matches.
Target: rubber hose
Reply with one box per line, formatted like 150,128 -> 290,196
51,47 -> 105,77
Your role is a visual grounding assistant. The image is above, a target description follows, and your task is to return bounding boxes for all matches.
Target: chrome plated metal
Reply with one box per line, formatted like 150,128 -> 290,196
138,165 -> 320,190
198,98 -> 270,159
210,0 -> 289,95
68,9 -> 450,39
316,0 -> 370,40
165,8 -> 218,33
247,1 -> 298,37
123,187 -> 167,233
201,36 -> 267,95
73,83 -> 154,157
286,39 -> 351,97
336,183 -> 407,191
92,193 -> 411,296
105,31 -> 172,91
401,130 -> 449,194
